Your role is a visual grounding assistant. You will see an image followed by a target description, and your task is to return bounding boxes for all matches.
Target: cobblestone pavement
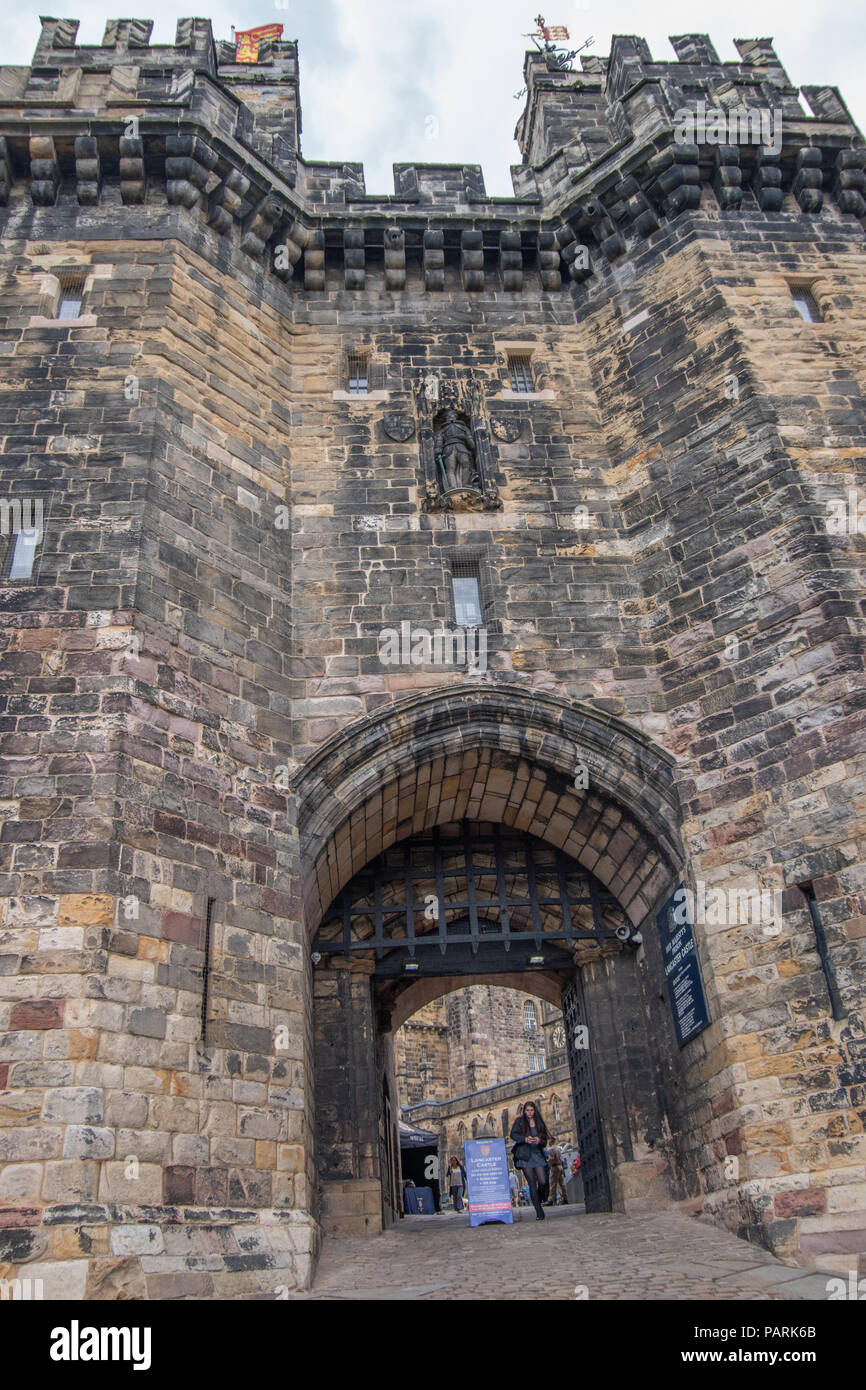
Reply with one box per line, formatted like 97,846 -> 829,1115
296,1206 -> 835,1301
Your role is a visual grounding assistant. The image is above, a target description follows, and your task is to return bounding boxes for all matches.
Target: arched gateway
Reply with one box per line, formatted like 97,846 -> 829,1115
295,685 -> 691,1235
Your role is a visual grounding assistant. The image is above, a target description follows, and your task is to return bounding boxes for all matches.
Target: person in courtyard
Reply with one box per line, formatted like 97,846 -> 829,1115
546,1141 -> 569,1205
510,1099 -> 551,1221
448,1154 -> 467,1212
509,1168 -> 520,1208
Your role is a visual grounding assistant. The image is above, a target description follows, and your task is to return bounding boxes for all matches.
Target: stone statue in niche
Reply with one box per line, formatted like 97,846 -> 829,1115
434,407 -> 480,493
413,371 -> 502,513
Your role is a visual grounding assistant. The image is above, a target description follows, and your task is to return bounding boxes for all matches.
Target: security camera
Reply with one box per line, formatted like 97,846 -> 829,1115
615,925 -> 630,941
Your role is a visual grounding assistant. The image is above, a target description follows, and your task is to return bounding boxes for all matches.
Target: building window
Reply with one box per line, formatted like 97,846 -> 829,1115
347,351 -> 369,394
501,1109 -> 509,1137
553,1095 -> 561,1122
450,560 -> 484,627
420,1046 -> 428,1065
57,270 -> 86,320
7,527 -> 42,581
524,1001 -> 537,1031
508,352 -> 534,393
790,285 -> 821,323
529,1052 -> 545,1073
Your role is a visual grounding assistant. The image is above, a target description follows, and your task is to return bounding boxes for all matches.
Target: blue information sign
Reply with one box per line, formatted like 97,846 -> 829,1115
463,1138 -> 513,1226
656,885 -> 711,1047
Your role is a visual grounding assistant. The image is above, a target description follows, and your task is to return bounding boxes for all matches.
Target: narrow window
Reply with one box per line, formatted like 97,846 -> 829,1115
200,897 -> 215,1042
798,882 -> 846,1019
790,285 -> 821,323
450,560 -> 484,627
553,1096 -> 561,1122
524,1001 -> 537,1031
8,527 -> 41,581
529,1052 -> 545,1073
501,1109 -> 509,1137
508,352 -> 534,393
347,350 -> 368,394
57,270 -> 86,320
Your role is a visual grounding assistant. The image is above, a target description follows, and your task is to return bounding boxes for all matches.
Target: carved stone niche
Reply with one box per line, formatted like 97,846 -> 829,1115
412,373 -> 502,513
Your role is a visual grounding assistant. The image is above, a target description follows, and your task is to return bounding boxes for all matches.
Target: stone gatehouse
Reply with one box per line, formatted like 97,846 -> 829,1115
0,19 -> 864,1298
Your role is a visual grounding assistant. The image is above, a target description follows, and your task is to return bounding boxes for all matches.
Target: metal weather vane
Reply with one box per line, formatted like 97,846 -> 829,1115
522,14 -> 594,73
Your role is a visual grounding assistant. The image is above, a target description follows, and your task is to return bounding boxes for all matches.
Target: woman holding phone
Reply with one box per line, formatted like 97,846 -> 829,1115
510,1099 -> 551,1221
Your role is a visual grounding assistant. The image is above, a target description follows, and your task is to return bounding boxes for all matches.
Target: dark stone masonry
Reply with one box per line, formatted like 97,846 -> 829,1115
0,19 -> 864,1297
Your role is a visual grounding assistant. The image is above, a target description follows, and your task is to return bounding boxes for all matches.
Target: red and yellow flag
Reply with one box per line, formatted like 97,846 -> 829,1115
234,23 -> 284,62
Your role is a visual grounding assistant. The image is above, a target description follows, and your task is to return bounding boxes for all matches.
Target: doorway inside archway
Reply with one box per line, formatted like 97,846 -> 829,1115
394,980 -> 586,1222
312,819 -> 672,1236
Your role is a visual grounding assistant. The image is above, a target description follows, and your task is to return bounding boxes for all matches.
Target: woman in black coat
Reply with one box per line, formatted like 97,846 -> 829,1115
510,1099 -> 551,1221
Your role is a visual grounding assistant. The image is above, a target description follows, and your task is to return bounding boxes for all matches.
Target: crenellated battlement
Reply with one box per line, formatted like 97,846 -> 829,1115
0,22 -> 863,297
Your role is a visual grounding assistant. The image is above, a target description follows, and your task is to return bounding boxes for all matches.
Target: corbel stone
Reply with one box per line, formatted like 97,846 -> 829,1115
423,230 -> 444,291
167,135 -> 219,211
74,136 -> 101,206
205,166 -> 248,228
793,148 -> 823,213
29,136 -> 59,207
461,230 -> 484,291
555,223 -> 592,283
0,138 -> 13,207
344,227 -> 365,290
536,231 -> 561,290
712,145 -> 742,211
613,175 -> 659,238
500,231 -> 523,292
119,135 -> 146,204
646,145 -> 701,217
384,227 -> 406,291
752,149 -> 783,211
304,230 -> 326,291
240,194 -> 282,260
561,239 -> 592,283
274,220 -> 306,281
833,150 -> 866,218
573,199 -> 624,261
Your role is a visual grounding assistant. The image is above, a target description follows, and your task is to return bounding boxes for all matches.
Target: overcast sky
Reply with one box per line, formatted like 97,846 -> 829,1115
6,1 -> 865,196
